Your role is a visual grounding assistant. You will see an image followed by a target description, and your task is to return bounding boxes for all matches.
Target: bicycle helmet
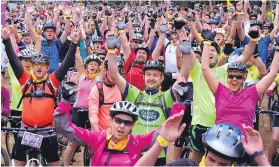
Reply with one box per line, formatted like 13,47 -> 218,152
250,20 -> 263,29
143,60 -> 164,73
214,28 -> 225,37
103,56 -> 124,70
31,53 -> 50,64
135,43 -> 149,56
92,36 -> 102,43
132,21 -> 140,27
18,48 -> 35,60
110,101 -> 138,122
84,55 -> 101,68
132,33 -> 144,41
22,29 -> 30,36
201,40 -> 221,55
135,27 -> 143,34
43,23 -> 56,31
249,13 -> 258,20
202,123 -> 245,161
96,50 -> 107,56
227,61 -> 248,75
61,81 -> 77,104
193,47 -> 201,55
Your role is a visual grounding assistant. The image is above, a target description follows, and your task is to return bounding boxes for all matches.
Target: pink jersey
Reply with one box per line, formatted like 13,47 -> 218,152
214,83 -> 260,133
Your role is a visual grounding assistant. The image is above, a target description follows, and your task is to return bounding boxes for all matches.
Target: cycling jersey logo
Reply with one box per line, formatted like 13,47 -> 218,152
138,108 -> 160,122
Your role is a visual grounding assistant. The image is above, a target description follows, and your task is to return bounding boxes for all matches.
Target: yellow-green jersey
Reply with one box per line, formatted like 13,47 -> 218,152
244,65 -> 261,88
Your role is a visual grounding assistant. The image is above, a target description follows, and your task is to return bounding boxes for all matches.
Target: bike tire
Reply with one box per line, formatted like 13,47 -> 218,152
180,146 -> 191,159
1,147 -> 10,166
83,146 -> 91,166
5,132 -> 15,158
272,152 -> 279,166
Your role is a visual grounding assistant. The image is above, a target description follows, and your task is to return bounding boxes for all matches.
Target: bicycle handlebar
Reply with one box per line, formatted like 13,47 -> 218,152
1,127 -> 56,133
256,110 -> 279,116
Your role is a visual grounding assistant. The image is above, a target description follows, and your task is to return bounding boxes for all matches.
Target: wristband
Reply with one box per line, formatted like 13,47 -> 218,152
157,135 -> 169,147
222,54 -> 228,58
107,49 -> 116,54
204,41 -> 212,45
65,16 -> 70,20
36,35 -> 41,38
236,12 -> 243,15
156,18 -> 162,21
250,37 -> 260,42
251,150 -> 264,159
13,24 -> 17,27
118,30 -> 125,33
73,41 -> 78,44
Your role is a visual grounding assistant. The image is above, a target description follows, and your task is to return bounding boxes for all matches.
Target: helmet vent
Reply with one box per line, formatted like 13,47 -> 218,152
227,129 -> 233,137
216,127 -> 222,139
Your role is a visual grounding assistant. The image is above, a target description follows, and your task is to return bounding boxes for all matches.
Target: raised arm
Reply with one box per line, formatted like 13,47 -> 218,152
54,31 -> 79,82
201,41 -> 219,94
146,28 -> 156,50
152,25 -> 166,60
236,13 -> 246,41
59,7 -> 72,44
258,0 -> 267,23
26,5 -> 37,42
254,56 -> 267,79
117,22 -> 131,62
256,36 -> 279,96
106,35 -> 127,94
2,28 -> 24,79
189,17 -> 203,45
244,0 -> 249,21
34,25 -> 42,54
235,27 -> 259,63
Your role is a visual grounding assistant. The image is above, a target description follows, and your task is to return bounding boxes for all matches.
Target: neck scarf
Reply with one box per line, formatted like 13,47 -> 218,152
106,128 -> 129,151
87,72 -> 98,79
31,73 -> 48,83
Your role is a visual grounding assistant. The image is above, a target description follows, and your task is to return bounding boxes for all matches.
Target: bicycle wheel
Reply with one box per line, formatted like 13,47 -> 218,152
272,151 -> 279,166
5,132 -> 15,158
83,146 -> 91,166
1,147 -> 10,166
180,146 -> 191,159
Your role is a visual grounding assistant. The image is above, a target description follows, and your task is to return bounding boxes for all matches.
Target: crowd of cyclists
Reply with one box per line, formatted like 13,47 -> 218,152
1,0 -> 279,166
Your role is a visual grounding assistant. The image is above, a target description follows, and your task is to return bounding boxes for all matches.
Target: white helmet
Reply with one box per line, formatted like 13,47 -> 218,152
109,101 -> 138,121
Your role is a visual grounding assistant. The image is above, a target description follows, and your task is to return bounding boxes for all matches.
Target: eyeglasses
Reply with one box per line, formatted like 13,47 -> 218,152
113,117 -> 134,127
228,74 -> 244,80
32,63 -> 48,67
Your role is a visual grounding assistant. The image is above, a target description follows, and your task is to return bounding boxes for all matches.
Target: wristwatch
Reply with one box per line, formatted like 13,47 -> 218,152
251,150 -> 264,159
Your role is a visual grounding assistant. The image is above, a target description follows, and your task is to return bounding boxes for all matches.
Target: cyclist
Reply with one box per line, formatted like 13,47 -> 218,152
1,67 -> 10,116
267,73 -> 279,164
106,33 -> 192,165
201,34 -> 279,134
2,27 -> 80,166
63,55 -> 102,166
135,123 -> 270,166
88,58 -> 123,132
54,97 -> 186,166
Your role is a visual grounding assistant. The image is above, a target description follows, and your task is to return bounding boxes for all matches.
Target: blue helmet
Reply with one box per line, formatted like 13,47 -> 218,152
43,23 -> 56,32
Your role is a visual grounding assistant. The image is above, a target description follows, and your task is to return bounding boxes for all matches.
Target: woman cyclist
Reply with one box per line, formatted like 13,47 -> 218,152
63,55 -> 102,166
1,67 -> 10,116
201,34 -> 279,133
54,90 -> 186,166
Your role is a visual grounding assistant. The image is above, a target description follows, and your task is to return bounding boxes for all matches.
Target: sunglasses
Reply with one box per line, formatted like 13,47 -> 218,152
133,40 -> 143,44
32,63 -> 48,67
113,117 -> 134,127
228,74 -> 244,80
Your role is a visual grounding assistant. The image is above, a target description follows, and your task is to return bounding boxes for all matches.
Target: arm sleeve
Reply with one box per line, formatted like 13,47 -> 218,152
54,43 -> 77,82
88,86 -> 100,124
1,88 -> 11,114
2,39 -> 24,79
54,101 -> 98,147
79,40 -> 87,61
94,20 -> 102,37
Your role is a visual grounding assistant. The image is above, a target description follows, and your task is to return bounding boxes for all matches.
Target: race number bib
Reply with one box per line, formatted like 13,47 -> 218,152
21,132 -> 43,149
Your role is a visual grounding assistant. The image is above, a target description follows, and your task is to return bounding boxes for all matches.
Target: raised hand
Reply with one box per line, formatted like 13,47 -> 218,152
160,111 -> 186,143
160,24 -> 167,34
1,27 -> 11,40
35,25 -> 43,35
241,124 -> 264,156
106,35 -> 120,50
178,40 -> 192,54
63,7 -> 71,16
71,29 -> 81,43
74,6 -> 81,14
26,4 -> 35,13
248,26 -> 260,39
223,43 -> 235,55
117,22 -> 126,31
201,30 -> 216,40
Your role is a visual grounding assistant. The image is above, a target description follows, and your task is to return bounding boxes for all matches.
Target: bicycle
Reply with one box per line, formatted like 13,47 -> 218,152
1,146 -> 9,166
1,126 -> 56,166
1,116 -> 22,158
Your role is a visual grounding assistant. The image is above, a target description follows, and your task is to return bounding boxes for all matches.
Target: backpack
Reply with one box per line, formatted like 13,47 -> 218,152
134,91 -> 169,119
96,81 -> 123,107
17,78 -> 57,109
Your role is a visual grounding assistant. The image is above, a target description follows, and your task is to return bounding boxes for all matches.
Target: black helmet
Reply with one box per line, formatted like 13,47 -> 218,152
135,43 -> 149,56
201,40 -> 221,55
31,53 -> 50,64
132,33 -> 144,41
250,20 -> 263,29
104,56 -> 124,70
135,27 -> 143,34
143,60 -> 164,73
227,61 -> 248,74
18,48 -> 35,60
61,81 -> 77,104
84,55 -> 101,67
202,123 -> 245,161
110,101 -> 138,122
43,23 -> 56,32
92,36 -> 102,43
